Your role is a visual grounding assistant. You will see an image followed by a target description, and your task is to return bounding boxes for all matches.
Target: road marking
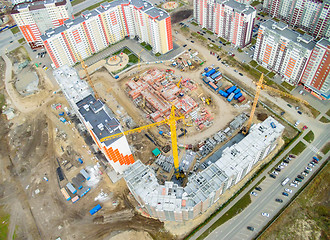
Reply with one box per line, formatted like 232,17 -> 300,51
308,145 -> 319,153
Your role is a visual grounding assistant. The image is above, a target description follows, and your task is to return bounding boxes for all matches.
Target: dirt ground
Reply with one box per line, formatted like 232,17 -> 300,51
260,163 -> 330,240
171,9 -> 193,24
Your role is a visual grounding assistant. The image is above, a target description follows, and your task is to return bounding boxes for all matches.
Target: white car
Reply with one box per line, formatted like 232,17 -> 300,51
272,171 -> 279,175
302,172 -> 307,176
290,183 -> 297,188
281,162 -> 288,166
293,180 -> 299,185
308,163 -> 315,168
262,212 -> 270,217
251,191 -> 258,196
285,188 -> 292,193
306,167 -> 312,171
278,165 -> 285,169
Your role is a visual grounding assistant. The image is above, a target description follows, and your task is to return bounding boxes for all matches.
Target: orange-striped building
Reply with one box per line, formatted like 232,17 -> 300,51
54,65 -> 134,174
254,20 -> 315,85
11,0 -> 73,49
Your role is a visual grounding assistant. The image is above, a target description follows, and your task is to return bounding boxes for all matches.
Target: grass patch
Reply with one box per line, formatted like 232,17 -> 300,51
10,26 -> 20,34
71,0 -> 85,6
111,64 -> 131,75
191,32 -> 207,41
207,43 -> 221,52
145,44 -> 152,51
321,142 -> 330,155
267,72 -> 276,78
326,109 -> 330,117
249,60 -> 258,67
196,193 -> 252,240
237,48 -> 243,53
281,81 -> 295,91
0,206 -> 10,240
180,26 -> 190,34
191,21 -> 198,26
219,37 -> 227,43
319,116 -> 330,123
206,30 -> 214,35
155,53 -> 161,57
18,38 -> 25,44
250,1 -> 260,7
0,93 -> 5,112
251,38 -> 256,45
122,48 -> 132,55
256,65 -> 270,74
291,141 -> 307,156
140,42 -> 147,47
303,131 -> 314,143
241,63 -> 260,80
128,54 -> 139,64
272,18 -> 280,22
296,28 -> 306,35
306,105 -> 320,118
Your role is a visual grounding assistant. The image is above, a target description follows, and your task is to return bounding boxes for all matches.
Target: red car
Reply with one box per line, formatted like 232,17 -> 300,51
303,125 -> 308,130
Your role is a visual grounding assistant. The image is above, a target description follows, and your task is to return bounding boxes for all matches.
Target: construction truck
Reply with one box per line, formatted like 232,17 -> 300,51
205,97 -> 212,105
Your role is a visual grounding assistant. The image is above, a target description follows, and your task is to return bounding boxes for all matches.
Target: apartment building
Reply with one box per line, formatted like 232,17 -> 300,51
11,0 -> 73,49
254,20 -> 316,85
194,0 -> 256,48
53,65 -> 135,174
40,0 -> 173,68
263,0 -> 330,39
300,39 -> 330,99
124,117 -> 284,221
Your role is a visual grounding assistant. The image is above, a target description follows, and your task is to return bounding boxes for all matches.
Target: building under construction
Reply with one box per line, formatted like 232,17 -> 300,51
124,117 -> 284,221
54,65 -> 134,174
126,68 -> 198,122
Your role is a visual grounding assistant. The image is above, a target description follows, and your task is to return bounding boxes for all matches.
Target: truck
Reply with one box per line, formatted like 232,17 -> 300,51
238,96 -> 245,103
59,117 -> 66,123
71,196 -> 80,203
90,204 -> 102,215
78,186 -> 91,198
61,188 -> 71,201
211,71 -> 222,80
281,177 -> 290,186
226,86 -> 237,94
234,92 -> 242,100
80,169 -> 91,180
66,182 -> 77,194
77,158 -> 83,164
218,90 -> 229,98
270,122 -> 276,128
227,92 -> 235,102
208,82 -> 218,91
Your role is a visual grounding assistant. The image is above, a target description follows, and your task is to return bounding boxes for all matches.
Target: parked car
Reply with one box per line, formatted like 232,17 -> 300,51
293,180 -> 299,185
270,174 -> 276,179
255,187 -> 262,191
272,171 -> 279,175
262,212 -> 270,217
282,192 -> 289,196
306,167 -> 312,171
191,40 -> 194,43
278,165 -> 284,169
247,226 -> 255,231
275,198 -> 283,203
285,188 -> 292,193
251,191 -> 258,196
295,178 -> 302,182
304,169 -> 309,174
297,175 -> 304,180
183,44 -> 187,47
275,168 -> 281,172
298,111 -> 302,115
283,160 -> 290,164
303,125 -> 308,130
289,154 -> 296,158
281,162 -> 288,166
239,73 -> 243,76
290,183 -> 298,188
287,104 -> 292,108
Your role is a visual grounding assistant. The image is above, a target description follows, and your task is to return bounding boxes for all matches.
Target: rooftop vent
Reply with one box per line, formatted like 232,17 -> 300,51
97,123 -> 104,131
83,104 -> 89,111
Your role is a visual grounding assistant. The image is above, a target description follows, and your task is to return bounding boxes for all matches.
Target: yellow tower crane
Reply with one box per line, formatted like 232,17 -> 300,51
79,56 -> 99,100
99,105 -> 185,178
242,73 -> 308,135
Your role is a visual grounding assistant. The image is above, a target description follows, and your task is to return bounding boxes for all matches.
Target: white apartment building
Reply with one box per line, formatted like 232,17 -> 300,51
254,20 -> 316,85
41,0 -> 173,68
194,0 -> 256,48
124,117 -> 284,221
11,0 -> 73,49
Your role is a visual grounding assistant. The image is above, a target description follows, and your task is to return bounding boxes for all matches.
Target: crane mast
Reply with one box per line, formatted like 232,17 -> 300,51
80,56 -> 99,100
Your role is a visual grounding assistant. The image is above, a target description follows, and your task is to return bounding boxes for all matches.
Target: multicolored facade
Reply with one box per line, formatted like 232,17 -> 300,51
11,0 -> 73,49
254,20 -> 316,85
300,39 -> 330,99
41,0 -> 173,68
263,0 -> 330,39
53,65 -> 135,174
194,0 -> 256,48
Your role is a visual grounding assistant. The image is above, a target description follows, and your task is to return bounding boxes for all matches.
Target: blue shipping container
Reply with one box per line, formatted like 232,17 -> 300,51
234,92 -> 242,100
205,69 -> 216,77
90,204 -> 102,215
204,67 -> 209,72
233,88 -> 241,94
227,86 -> 237,94
203,78 -> 210,83
218,90 -> 229,98
59,112 -> 65,116
227,93 -> 235,102
211,72 -> 221,79
78,158 -> 83,164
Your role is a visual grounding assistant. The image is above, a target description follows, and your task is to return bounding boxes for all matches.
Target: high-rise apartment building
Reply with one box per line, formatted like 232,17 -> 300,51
194,0 -> 256,48
254,20 -> 315,85
40,0 -> 173,68
263,0 -> 330,39
300,39 -> 330,99
54,65 -> 135,174
11,0 -> 73,49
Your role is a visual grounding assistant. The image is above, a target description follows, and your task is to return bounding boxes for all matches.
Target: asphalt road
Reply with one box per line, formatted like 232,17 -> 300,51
72,0 -> 104,14
205,132 -> 329,240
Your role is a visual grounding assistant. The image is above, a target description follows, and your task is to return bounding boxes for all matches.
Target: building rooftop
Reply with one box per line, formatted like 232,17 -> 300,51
261,20 -> 316,50
317,38 -> 330,48
40,0 -> 169,41
216,0 -> 255,15
11,0 -> 67,14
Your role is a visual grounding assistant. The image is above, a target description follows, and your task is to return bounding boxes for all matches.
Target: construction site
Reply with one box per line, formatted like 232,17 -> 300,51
0,32 -> 309,240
